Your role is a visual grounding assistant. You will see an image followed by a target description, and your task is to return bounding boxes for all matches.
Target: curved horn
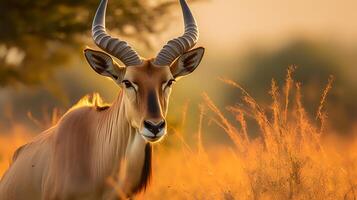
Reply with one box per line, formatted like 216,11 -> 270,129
154,0 -> 199,66
92,0 -> 142,66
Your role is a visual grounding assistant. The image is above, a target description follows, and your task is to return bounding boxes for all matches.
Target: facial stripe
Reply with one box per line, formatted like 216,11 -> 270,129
147,90 -> 161,117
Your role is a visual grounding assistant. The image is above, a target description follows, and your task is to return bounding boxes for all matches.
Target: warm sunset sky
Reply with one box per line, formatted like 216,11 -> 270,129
153,0 -> 357,53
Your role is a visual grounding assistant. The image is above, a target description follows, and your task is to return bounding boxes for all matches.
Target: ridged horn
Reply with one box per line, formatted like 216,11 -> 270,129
154,0 -> 199,66
92,0 -> 142,66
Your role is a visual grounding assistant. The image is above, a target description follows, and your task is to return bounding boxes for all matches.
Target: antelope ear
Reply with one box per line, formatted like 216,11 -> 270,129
170,47 -> 205,79
84,49 -> 125,82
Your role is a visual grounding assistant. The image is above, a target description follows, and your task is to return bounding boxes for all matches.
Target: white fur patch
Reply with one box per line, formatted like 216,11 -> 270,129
141,127 -> 166,142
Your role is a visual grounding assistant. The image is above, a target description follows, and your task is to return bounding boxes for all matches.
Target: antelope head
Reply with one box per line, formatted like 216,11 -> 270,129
84,0 -> 205,143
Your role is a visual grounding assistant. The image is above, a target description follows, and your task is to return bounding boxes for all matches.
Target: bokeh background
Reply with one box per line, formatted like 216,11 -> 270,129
2,1 -> 357,199
1,0 -> 357,143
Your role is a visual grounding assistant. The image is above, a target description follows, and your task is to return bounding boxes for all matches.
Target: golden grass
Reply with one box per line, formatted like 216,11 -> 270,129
1,68 -> 357,199
141,68 -> 357,199
0,125 -> 32,176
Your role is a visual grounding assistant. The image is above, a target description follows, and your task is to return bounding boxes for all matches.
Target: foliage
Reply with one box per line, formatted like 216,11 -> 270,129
232,39 -> 357,132
237,39 -> 341,101
0,0 -> 177,86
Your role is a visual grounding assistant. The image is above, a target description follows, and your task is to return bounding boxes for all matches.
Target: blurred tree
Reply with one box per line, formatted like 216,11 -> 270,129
239,39 -> 340,98
0,0 -> 178,86
227,38 -> 357,133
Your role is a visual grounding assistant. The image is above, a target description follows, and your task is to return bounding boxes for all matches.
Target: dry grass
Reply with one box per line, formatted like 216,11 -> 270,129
141,68 -> 357,199
1,68 -> 357,199
0,125 -> 33,176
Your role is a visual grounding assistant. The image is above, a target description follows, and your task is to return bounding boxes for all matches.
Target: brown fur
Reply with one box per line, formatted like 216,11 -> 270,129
0,92 -> 150,199
0,50 -> 204,199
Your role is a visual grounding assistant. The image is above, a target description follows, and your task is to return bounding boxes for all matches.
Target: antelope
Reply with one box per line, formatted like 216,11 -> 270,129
0,0 -> 204,199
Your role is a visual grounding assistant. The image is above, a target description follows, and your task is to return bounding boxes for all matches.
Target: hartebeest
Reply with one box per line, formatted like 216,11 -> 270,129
0,0 -> 204,199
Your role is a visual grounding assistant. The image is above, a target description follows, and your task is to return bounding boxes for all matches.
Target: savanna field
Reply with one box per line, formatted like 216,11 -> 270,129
1,69 -> 357,200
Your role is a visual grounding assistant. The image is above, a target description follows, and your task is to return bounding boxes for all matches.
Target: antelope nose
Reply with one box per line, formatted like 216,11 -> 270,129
144,120 -> 166,135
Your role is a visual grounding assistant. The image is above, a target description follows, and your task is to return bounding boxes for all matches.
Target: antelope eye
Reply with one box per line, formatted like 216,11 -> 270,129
166,79 -> 176,87
122,80 -> 133,89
